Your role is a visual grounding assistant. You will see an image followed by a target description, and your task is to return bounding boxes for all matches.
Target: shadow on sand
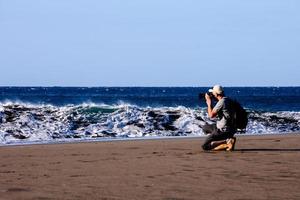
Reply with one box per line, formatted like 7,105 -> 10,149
235,148 -> 300,152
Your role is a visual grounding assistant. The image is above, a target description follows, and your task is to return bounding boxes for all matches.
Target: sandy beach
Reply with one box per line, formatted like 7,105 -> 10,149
0,134 -> 300,200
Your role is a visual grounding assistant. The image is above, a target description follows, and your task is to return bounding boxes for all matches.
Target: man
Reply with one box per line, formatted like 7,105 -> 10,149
202,85 -> 237,151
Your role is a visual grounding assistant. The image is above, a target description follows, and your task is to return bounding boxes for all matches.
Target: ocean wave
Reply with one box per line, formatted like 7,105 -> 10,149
0,102 -> 299,145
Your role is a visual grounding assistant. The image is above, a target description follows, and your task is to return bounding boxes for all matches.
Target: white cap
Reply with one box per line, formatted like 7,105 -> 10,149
209,85 -> 224,95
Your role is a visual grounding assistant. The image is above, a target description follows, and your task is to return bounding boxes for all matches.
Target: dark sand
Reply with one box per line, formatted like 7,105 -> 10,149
0,134 -> 300,200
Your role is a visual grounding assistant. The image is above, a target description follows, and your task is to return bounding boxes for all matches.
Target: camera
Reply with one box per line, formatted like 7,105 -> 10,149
198,91 -> 214,100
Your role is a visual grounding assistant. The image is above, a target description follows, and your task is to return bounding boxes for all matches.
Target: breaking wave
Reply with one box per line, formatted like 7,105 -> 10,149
0,102 -> 299,145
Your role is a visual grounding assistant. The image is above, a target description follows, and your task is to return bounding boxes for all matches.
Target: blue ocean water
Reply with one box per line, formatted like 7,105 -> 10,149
0,87 -> 299,145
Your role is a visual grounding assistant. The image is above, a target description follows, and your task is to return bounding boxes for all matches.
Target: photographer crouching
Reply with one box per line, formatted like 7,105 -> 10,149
201,85 -> 237,151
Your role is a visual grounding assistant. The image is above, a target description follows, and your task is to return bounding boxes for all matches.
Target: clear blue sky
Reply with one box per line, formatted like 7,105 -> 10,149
0,0 -> 299,87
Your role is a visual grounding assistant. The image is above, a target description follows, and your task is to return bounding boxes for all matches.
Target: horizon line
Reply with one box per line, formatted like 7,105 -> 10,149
0,85 -> 299,88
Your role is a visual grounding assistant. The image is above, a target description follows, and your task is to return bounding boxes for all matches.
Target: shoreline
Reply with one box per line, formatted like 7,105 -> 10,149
0,134 -> 300,199
1,132 -> 299,147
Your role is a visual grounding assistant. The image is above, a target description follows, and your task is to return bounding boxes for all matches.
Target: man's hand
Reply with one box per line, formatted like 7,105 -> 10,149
205,93 -> 211,106
205,93 -> 217,118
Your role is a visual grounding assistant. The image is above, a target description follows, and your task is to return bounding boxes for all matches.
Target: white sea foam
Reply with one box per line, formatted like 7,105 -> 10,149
0,102 -> 299,145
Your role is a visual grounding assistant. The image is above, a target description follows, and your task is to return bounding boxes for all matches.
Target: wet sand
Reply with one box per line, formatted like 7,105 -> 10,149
0,134 -> 300,200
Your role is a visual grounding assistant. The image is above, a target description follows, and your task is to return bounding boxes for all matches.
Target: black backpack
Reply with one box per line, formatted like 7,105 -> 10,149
231,99 -> 248,132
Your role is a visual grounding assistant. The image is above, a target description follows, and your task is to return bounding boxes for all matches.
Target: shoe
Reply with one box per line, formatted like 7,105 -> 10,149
212,143 -> 228,151
226,137 -> 236,151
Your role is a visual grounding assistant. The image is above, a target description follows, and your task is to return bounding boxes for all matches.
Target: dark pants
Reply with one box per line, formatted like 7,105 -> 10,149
202,123 -> 234,150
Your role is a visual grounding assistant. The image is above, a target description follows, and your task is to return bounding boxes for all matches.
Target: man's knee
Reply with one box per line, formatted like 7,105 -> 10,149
202,142 -> 212,151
